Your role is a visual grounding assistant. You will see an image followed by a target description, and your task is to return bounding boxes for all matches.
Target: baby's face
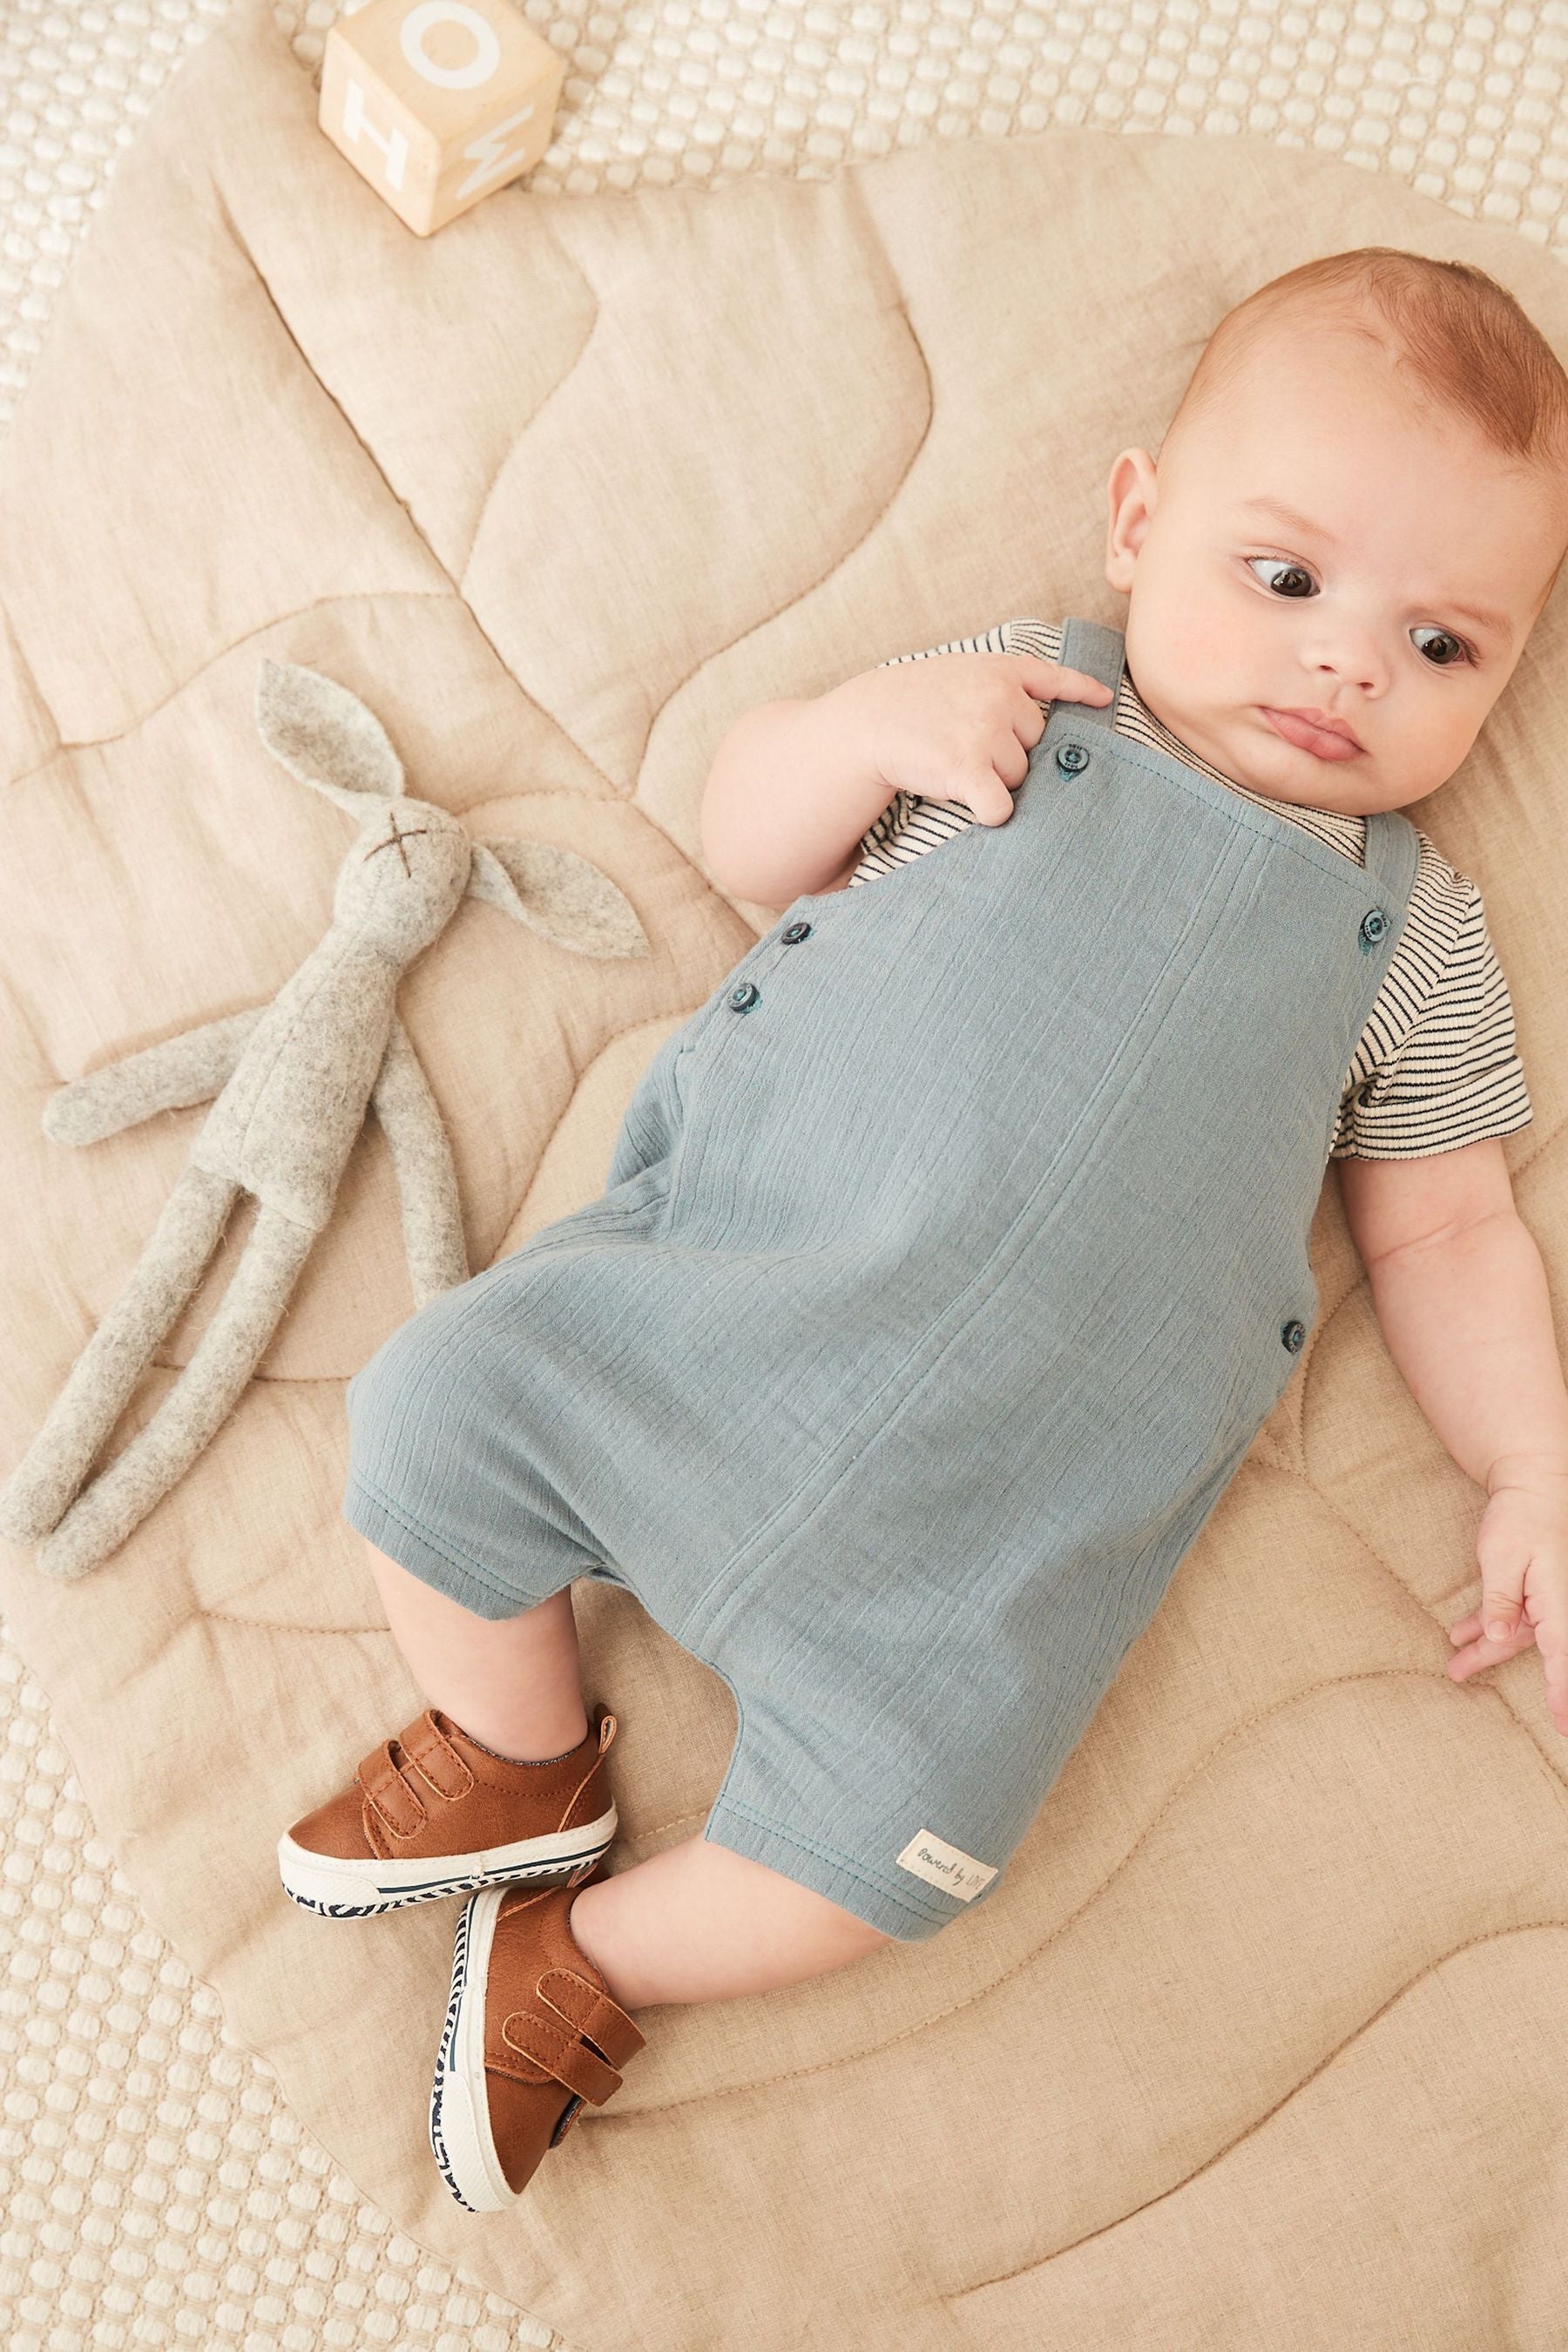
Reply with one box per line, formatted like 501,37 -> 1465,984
1102,326 -> 1565,815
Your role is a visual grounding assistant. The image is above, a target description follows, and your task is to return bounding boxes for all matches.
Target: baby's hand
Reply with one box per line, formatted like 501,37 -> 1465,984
1446,1459 -> 1568,1735
836,652 -> 1113,828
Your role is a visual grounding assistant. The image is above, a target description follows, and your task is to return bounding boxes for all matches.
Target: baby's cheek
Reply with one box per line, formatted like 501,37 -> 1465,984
1127,599 -> 1229,720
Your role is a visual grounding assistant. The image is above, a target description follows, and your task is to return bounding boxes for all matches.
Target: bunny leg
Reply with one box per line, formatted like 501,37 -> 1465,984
32,1196 -> 317,1581
0,1162 -> 242,1550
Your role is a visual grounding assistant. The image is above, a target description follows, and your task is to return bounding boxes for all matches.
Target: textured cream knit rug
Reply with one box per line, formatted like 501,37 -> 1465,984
3,5 -> 1567,2349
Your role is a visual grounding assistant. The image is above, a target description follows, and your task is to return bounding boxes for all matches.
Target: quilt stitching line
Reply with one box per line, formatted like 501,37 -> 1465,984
206,173 -> 625,799
943,1919 -> 1568,2300
634,171 -> 937,777
3,591 -> 616,797
455,208 -> 602,584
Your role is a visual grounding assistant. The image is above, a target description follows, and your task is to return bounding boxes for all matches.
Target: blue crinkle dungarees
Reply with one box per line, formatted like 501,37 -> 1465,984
342,615 -> 1422,1940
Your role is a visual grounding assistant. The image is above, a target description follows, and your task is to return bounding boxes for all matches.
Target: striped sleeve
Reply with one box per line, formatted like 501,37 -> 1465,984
854,618 -> 1054,881
1330,875 -> 1532,1161
875,618 -> 1027,666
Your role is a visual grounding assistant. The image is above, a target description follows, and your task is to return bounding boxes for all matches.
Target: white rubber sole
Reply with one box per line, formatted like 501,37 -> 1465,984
429,1883 -> 534,2213
275,1802 -> 618,1919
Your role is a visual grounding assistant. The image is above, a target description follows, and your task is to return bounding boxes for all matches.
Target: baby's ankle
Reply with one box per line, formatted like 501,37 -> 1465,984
567,1885 -> 645,2012
441,1705 -> 591,1764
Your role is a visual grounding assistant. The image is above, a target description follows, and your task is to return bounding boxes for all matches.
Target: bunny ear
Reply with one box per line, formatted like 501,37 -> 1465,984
468,839 -> 652,959
255,658 -> 407,809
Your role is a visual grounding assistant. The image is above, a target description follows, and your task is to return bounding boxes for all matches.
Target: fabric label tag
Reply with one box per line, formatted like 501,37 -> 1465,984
895,1828 -> 997,1903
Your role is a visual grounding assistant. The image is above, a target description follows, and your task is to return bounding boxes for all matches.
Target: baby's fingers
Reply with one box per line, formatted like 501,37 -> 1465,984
932,756 -> 1017,827
1445,1608 -> 1538,1682
1054,666 -> 1116,706
1007,654 -> 1115,709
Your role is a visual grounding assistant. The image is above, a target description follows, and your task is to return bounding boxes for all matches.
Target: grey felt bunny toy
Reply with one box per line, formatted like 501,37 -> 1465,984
0,659 -> 651,1584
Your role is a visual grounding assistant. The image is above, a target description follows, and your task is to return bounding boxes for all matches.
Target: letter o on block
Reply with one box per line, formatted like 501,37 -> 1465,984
318,0 -> 565,238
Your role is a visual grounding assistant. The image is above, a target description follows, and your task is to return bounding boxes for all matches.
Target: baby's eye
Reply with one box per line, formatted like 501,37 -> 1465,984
1247,556 -> 1315,599
1408,624 -> 1472,669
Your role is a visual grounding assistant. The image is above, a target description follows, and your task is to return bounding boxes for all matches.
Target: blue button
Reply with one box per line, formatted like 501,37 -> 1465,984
1359,907 -> 1389,948
1056,742 -> 1091,774
1281,1319 -> 1307,1352
781,921 -> 812,944
727,981 -> 760,1012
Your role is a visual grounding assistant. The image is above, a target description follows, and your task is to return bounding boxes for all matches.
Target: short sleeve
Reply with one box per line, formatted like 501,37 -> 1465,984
874,618 -> 1049,668
1330,877 -> 1533,1160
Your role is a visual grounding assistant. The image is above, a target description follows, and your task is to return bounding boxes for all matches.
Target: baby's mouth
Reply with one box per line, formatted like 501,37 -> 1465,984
1257,706 -> 1365,762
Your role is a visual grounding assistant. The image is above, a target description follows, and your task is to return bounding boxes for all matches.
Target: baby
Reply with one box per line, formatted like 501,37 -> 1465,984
279,245 -> 1568,2214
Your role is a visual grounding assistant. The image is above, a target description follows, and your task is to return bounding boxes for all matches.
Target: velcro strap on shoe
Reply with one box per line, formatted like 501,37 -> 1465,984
497,1970 -> 645,2106
356,1741 -> 425,1842
398,1713 -> 474,1804
538,1967 -> 645,2071
499,2011 -> 622,2105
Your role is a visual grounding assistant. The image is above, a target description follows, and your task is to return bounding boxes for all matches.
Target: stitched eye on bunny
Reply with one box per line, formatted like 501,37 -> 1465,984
0,659 -> 651,1583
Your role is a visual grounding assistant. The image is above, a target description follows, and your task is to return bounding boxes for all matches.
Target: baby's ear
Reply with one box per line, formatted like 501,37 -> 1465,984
467,839 -> 651,959
255,658 -> 406,812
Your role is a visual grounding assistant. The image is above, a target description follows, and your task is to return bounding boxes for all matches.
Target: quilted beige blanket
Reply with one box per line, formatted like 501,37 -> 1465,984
2,0 -> 1566,2341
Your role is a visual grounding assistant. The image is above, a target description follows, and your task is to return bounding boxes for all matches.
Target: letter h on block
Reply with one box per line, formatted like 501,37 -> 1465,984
318,0 -> 565,238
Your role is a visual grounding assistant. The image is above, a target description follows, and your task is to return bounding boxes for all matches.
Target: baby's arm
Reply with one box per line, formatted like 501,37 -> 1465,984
699,692 -> 893,905
699,650 -> 1110,909
1338,1139 -> 1568,1733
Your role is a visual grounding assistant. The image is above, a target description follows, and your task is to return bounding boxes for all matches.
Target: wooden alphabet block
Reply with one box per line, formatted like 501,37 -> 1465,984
318,0 -> 564,238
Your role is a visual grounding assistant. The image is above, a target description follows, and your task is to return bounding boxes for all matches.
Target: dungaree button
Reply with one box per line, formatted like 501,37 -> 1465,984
1281,1319 -> 1307,1353
1056,742 -> 1091,774
727,981 -> 760,1012
781,921 -> 812,943
1360,907 -> 1389,946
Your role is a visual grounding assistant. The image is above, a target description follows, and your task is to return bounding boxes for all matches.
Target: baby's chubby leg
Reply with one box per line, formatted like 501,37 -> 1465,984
363,1540 -> 894,2009
568,1835 -> 894,2010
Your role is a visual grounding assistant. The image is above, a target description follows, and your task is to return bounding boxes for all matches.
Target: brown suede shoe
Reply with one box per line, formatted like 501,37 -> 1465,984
429,1867 -> 646,2212
277,1705 -> 620,1918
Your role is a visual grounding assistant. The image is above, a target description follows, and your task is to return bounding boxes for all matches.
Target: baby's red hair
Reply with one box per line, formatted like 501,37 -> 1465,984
1165,245 -> 1568,603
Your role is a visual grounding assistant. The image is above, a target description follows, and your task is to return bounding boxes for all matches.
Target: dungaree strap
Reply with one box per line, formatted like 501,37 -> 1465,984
1058,615 -> 1126,722
1362,801 -> 1422,909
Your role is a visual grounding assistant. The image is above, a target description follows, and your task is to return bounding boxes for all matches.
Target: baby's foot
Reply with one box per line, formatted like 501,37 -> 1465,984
277,1706 -> 619,1918
429,1867 -> 646,2211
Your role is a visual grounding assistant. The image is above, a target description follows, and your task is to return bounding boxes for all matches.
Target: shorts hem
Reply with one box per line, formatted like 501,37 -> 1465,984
702,1794 -> 968,1943
341,1466 -> 555,1622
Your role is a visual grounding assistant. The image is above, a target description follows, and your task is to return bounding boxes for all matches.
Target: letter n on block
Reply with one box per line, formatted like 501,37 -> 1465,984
318,0 -> 565,238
